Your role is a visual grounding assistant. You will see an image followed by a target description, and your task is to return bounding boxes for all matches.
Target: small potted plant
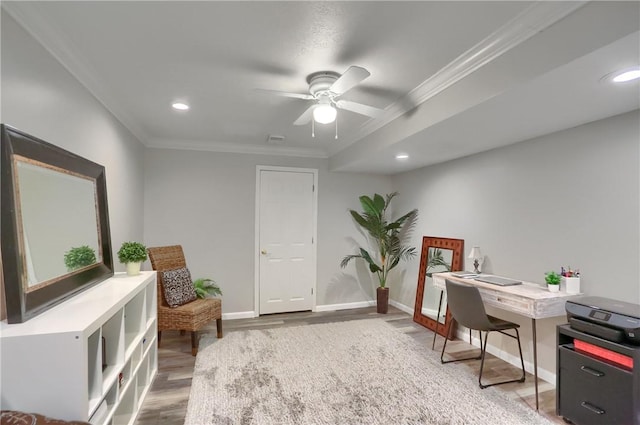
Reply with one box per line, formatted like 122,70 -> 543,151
545,271 -> 561,292
193,278 -> 222,299
64,245 -> 97,271
117,241 -> 148,276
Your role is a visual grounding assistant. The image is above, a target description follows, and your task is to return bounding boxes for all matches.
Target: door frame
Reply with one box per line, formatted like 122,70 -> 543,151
254,165 -> 318,317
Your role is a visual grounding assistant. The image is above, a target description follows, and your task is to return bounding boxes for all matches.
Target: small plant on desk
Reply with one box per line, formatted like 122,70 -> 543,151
545,271 -> 561,292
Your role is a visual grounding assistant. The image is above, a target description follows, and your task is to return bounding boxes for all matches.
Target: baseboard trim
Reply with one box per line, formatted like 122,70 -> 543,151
454,328 -> 556,385
222,311 -> 255,320
389,299 -> 414,315
315,300 -> 375,312
225,301 -> 378,318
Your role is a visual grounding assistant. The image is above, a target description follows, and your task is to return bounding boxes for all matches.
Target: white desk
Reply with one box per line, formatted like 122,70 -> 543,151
433,272 -> 578,411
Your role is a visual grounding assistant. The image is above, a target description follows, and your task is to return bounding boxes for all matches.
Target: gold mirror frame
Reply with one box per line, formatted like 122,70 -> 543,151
413,236 -> 464,337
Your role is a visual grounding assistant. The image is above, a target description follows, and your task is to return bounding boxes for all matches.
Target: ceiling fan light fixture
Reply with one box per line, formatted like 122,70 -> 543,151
313,104 -> 337,124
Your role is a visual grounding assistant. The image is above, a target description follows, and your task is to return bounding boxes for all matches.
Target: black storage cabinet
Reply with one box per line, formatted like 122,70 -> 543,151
557,324 -> 640,425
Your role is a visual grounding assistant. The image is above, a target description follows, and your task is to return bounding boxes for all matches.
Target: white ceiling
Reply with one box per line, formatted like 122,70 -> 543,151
3,1 -> 639,174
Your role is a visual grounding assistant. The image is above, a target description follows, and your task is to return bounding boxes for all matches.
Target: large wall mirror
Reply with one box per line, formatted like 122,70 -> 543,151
413,236 -> 463,338
1,124 -> 113,323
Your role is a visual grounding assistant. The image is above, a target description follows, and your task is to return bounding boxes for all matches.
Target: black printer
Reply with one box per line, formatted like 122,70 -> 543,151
566,296 -> 640,345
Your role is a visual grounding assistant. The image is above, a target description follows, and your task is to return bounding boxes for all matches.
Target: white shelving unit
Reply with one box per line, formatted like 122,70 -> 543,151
0,271 -> 157,425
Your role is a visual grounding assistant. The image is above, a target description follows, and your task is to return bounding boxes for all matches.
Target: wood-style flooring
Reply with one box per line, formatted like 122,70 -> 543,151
135,306 -> 564,425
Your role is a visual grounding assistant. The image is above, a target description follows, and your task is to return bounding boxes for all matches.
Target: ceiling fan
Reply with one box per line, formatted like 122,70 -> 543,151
258,66 -> 385,126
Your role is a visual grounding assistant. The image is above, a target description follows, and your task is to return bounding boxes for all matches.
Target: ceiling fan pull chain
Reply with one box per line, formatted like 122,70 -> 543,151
311,118 -> 315,138
335,116 -> 338,139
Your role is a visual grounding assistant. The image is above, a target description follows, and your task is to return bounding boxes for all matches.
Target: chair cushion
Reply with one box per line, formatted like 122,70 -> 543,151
487,315 -> 520,331
161,267 -> 197,307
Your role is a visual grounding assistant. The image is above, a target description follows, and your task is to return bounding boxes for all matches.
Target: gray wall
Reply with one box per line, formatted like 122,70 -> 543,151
143,148 -> 391,314
1,12 -> 146,273
391,110 -> 640,375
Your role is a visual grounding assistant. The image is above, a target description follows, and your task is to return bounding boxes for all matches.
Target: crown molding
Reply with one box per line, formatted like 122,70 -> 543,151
2,2 -> 150,145
332,1 -> 587,155
147,138 -> 329,159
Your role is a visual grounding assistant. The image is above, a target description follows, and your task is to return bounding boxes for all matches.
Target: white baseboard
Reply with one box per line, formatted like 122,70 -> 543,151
389,299 -> 414,315
234,300 -> 411,315
222,311 -> 255,320
316,299 -> 413,314
454,328 -> 556,385
225,301 -> 378,319
315,300 -> 375,312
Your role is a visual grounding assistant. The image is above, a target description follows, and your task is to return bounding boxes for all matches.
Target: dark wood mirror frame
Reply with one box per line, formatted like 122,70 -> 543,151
413,236 -> 464,338
1,124 -> 113,323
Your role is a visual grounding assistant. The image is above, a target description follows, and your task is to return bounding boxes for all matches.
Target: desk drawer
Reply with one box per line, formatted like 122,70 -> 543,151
558,346 -> 633,425
481,290 -> 533,317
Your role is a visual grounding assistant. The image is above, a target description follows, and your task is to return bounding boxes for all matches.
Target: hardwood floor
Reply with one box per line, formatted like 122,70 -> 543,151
135,306 -> 564,425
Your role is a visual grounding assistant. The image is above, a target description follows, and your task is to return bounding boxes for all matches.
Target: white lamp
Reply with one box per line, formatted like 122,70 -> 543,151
313,103 -> 337,124
468,246 -> 483,273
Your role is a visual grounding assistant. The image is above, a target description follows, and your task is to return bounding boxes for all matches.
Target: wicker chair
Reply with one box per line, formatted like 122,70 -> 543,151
147,245 -> 222,356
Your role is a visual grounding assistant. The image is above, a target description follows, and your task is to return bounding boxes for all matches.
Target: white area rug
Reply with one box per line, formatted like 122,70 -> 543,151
185,319 -> 552,425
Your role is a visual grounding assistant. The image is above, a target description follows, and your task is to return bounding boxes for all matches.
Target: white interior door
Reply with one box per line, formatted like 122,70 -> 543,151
257,168 -> 316,315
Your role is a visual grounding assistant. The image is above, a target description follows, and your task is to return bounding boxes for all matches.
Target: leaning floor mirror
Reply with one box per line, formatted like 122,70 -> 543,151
413,236 -> 463,338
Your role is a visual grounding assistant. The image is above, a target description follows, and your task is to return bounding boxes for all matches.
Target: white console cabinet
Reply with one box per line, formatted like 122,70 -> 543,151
0,271 -> 158,425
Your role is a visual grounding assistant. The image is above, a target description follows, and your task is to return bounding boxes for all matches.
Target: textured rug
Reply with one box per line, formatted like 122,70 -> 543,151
185,319 -> 552,425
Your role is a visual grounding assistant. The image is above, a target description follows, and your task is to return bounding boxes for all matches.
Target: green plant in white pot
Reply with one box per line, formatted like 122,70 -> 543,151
117,241 -> 148,276
545,271 -> 561,292
340,192 -> 418,314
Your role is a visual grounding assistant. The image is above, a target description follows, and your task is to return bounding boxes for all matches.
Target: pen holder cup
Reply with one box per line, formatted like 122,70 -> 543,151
563,277 -> 581,294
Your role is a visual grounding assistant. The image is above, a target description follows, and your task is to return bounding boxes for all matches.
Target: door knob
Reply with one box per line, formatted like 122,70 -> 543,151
261,249 -> 267,255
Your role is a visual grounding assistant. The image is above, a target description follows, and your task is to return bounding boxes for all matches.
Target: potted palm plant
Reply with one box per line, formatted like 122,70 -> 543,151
117,241 -> 148,276
340,192 -> 418,313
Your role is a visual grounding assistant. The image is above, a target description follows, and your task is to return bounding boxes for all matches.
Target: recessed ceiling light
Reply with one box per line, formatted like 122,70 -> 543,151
172,102 -> 190,110
395,154 -> 409,160
612,67 -> 640,83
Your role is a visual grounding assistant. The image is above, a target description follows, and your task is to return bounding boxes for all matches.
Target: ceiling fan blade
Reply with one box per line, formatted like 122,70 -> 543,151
335,100 -> 384,118
293,105 -> 317,125
330,66 -> 370,95
254,88 -> 314,100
